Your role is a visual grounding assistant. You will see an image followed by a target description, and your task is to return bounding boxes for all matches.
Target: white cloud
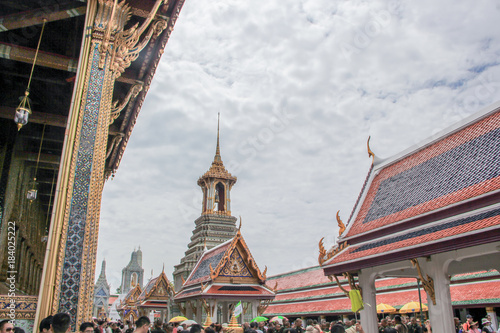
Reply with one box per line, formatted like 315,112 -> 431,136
96,0 -> 500,290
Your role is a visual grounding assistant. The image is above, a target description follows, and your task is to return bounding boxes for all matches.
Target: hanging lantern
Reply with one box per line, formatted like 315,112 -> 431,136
27,178 -> 37,201
14,91 -> 32,131
14,19 -> 46,130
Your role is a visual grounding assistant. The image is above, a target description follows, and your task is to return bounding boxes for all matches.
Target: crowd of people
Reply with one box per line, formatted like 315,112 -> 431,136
0,312 -> 498,333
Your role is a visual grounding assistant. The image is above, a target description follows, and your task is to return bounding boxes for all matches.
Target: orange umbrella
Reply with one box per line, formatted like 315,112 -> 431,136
377,303 -> 397,314
399,301 -> 428,313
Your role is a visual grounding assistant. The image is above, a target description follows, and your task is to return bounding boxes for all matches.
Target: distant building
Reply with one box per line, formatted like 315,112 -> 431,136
93,260 -> 111,317
121,249 -> 144,295
173,119 -> 238,291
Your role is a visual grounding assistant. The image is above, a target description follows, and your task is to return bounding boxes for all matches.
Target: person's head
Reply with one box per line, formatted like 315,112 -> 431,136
466,315 -> 473,323
0,320 -> 14,333
40,316 -> 54,333
204,327 -> 214,333
250,322 -> 258,329
51,313 -> 71,333
135,317 -> 151,333
410,318 -> 417,325
189,324 -> 204,333
482,318 -> 491,326
294,320 -> 302,328
380,319 -> 387,327
329,325 -> 345,333
394,316 -> 402,324
80,323 -> 95,333
471,322 -> 478,329
14,328 -> 25,333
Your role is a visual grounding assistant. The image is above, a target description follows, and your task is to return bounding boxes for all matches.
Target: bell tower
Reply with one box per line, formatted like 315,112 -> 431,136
198,116 -> 237,216
173,115 -> 238,291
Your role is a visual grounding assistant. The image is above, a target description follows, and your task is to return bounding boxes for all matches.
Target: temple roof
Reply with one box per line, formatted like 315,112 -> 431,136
138,270 -> 174,302
175,228 -> 273,300
264,267 -> 500,316
118,285 -> 142,309
321,102 -> 500,274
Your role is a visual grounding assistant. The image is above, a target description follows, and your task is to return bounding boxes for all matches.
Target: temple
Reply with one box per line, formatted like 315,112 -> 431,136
121,248 -> 145,295
173,117 -> 238,291
175,227 -> 275,325
319,102 -> 500,332
93,260 -> 111,318
0,0 -> 186,330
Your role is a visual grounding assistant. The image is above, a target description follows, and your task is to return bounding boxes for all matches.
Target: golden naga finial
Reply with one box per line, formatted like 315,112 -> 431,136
262,266 -> 267,279
367,136 -> 375,164
238,216 -> 242,231
318,237 -> 326,266
336,210 -> 346,237
181,275 -> 185,284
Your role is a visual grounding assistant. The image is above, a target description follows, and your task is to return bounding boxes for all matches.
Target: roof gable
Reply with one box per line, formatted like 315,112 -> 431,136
344,108 -> 500,240
139,271 -> 175,301
182,228 -> 267,289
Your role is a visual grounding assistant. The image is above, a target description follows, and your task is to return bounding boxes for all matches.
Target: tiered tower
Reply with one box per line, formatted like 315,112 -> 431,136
120,248 -> 144,294
93,260 -> 111,317
173,117 -> 238,291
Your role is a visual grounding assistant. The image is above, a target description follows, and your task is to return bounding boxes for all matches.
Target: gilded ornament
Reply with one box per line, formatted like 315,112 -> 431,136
411,258 -> 436,305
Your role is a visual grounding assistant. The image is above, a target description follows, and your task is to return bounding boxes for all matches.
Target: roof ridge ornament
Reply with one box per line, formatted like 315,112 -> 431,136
336,211 -> 346,237
367,136 -> 375,164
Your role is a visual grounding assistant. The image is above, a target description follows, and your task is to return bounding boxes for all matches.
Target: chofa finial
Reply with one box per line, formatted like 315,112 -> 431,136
238,216 -> 242,231
367,136 -> 375,164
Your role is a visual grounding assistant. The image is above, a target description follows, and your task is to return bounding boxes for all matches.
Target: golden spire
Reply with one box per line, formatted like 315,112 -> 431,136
214,112 -> 221,162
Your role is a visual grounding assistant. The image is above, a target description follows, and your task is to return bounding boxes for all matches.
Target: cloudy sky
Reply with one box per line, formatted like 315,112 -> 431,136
96,0 -> 500,291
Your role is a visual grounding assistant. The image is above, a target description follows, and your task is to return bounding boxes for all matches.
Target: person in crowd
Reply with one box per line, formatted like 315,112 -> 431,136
124,321 -> 134,333
204,327 -> 215,333
407,317 -> 422,333
13,328 -> 25,333
294,320 -> 304,333
394,316 -> 408,333
482,318 -> 494,333
39,315 -> 53,333
151,321 -> 165,333
81,323 -> 96,333
189,325 -> 204,333
51,313 -> 71,333
0,321 -> 13,333
463,315 -> 474,332
134,317 -> 151,333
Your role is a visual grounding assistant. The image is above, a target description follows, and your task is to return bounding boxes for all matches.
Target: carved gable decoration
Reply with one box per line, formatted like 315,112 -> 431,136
210,230 -> 267,283
219,248 -> 253,278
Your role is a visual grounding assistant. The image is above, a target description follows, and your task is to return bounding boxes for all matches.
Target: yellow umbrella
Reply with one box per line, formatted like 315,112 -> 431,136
169,316 -> 188,323
377,303 -> 397,314
399,301 -> 428,313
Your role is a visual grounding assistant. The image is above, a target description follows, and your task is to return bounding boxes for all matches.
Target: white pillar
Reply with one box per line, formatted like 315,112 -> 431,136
486,307 -> 498,331
252,300 -> 259,319
211,300 -> 218,323
420,256 -> 454,333
358,269 -> 378,333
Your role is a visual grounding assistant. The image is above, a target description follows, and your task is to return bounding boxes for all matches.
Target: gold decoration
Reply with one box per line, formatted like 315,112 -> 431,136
110,0 -> 168,78
318,238 -> 348,266
367,136 -> 375,164
178,302 -> 187,317
336,210 -> 346,237
411,258 -> 436,305
109,83 -> 143,124
257,299 -> 271,316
